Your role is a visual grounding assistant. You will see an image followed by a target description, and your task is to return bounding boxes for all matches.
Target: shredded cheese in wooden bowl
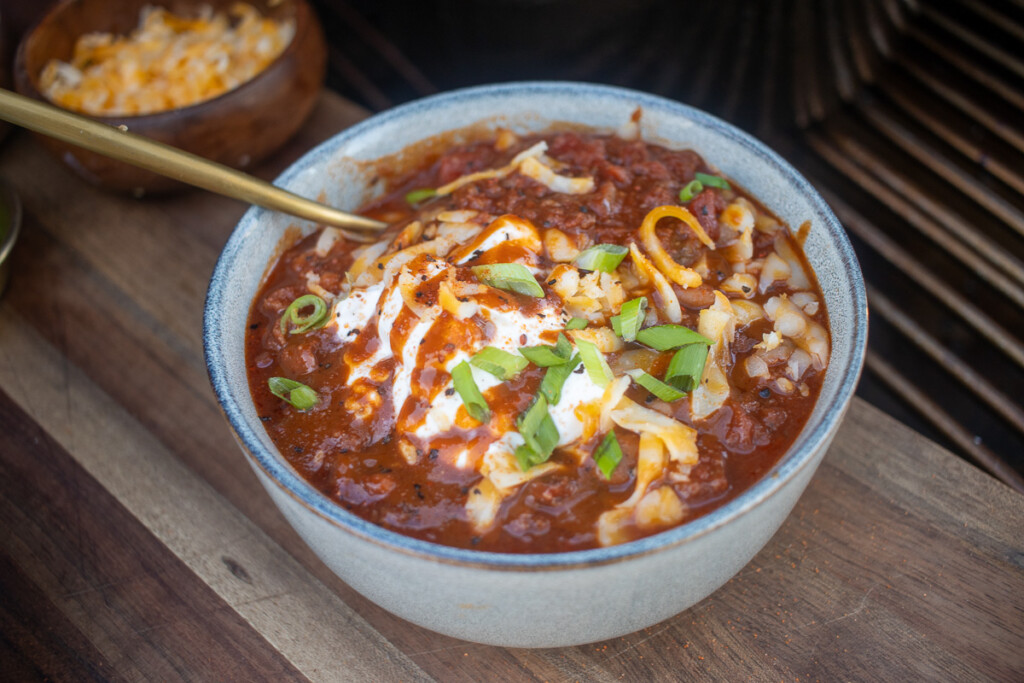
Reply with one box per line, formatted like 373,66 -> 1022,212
38,3 -> 295,116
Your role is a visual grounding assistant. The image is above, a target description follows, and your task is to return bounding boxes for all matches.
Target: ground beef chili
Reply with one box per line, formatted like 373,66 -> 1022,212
246,129 -> 830,554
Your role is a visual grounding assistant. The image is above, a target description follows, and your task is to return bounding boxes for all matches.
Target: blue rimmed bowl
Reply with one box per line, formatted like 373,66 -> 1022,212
204,82 -> 867,647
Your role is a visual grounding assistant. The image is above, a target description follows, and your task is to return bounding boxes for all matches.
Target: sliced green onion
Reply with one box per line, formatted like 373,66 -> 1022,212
626,369 -> 686,402
280,294 -> 329,335
694,172 -> 731,191
574,244 -> 629,273
451,361 -> 490,423
665,343 -> 709,392
679,179 -> 704,202
515,396 -> 560,470
576,338 -> 613,388
470,346 -> 528,380
635,324 -> 713,351
519,333 -> 573,367
404,187 -> 436,205
268,377 -> 318,411
611,297 -> 647,342
594,431 -> 624,479
565,317 -> 589,331
539,354 -> 581,405
471,263 -> 544,297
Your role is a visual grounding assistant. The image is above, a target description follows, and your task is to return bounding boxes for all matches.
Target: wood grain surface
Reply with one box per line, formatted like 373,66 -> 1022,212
0,92 -> 1021,682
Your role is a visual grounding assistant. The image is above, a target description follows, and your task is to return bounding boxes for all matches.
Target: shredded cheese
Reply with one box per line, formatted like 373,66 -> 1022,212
39,4 -> 295,116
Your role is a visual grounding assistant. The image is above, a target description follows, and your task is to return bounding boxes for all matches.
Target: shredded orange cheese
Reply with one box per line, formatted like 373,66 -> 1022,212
39,3 -> 295,116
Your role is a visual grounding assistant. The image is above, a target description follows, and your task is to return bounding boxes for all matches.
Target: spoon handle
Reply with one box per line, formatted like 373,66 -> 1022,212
0,89 -> 386,239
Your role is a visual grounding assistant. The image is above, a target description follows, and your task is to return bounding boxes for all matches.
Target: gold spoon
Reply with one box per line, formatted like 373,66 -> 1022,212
0,88 -> 387,241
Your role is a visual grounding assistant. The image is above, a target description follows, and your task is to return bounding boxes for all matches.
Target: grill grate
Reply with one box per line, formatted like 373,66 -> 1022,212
314,0 -> 1024,491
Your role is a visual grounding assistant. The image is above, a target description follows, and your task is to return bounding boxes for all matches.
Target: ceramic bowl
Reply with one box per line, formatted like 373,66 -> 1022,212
204,82 -> 867,648
14,0 -> 325,194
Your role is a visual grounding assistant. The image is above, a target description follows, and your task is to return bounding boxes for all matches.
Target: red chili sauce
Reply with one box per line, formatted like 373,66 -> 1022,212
246,130 -> 830,553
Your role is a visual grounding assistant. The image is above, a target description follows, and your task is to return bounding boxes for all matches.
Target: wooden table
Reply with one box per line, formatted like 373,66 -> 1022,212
1,92 -> 1021,682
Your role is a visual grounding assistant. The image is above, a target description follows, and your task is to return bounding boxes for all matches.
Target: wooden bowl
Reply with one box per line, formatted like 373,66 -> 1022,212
13,0 -> 326,194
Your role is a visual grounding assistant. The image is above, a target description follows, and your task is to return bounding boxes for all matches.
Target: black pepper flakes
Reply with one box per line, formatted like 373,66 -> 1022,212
428,448 -> 439,460
445,387 -> 455,396
249,323 -> 259,330
377,262 -> 384,270
414,483 -> 425,500
759,387 -> 772,399
471,536 -> 481,546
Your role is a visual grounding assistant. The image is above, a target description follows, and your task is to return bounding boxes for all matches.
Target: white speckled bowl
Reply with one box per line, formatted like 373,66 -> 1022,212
204,82 -> 867,648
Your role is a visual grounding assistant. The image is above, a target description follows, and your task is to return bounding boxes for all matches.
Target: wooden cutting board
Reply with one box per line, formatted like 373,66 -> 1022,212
0,91 -> 1021,682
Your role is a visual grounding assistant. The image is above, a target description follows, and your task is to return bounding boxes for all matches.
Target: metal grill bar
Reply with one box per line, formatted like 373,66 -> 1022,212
905,28 -> 1024,111
810,174 -> 1024,370
868,285 -> 1024,436
921,5 -> 1024,80
865,352 -> 1024,492
812,127 -> 1024,303
857,104 -> 1024,239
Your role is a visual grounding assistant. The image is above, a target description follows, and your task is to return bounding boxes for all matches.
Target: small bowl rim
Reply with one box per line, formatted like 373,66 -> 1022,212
204,81 -> 867,571
14,0 -> 314,125
0,180 -> 23,267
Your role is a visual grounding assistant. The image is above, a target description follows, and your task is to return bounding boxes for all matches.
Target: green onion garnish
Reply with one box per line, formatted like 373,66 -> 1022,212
626,369 -> 686,402
574,244 -> 629,273
539,354 -> 581,405
405,187 -> 436,205
679,179 -> 703,202
565,317 -> 589,330
451,361 -> 490,423
594,431 -> 624,479
268,377 -> 318,411
694,172 -> 731,191
635,325 -> 713,351
576,338 -> 613,387
665,343 -> 709,392
470,346 -> 528,380
610,296 -> 647,342
471,263 -> 545,297
280,294 -> 329,335
519,333 -> 574,367
515,395 -> 560,470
